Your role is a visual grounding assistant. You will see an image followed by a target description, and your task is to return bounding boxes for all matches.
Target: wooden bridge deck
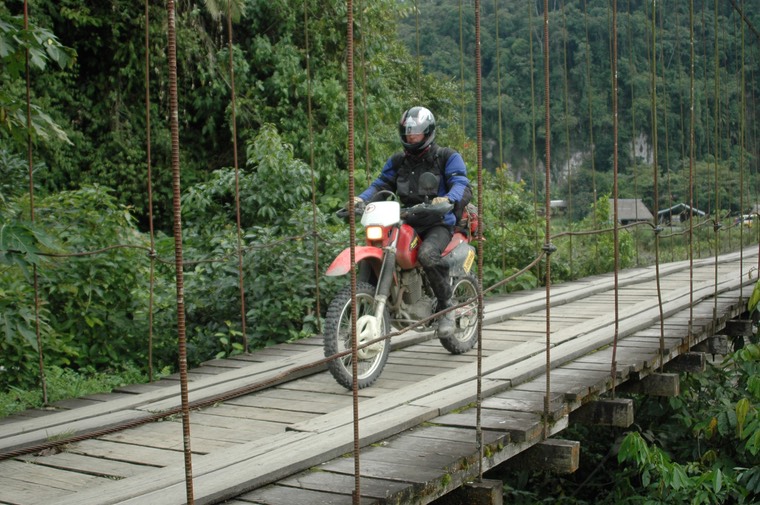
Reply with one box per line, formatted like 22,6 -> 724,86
0,248 -> 757,505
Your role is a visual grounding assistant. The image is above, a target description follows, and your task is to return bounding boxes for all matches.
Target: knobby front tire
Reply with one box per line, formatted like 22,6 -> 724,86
323,282 -> 391,390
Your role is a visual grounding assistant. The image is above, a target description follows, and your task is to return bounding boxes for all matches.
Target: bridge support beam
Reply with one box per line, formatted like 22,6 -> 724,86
664,352 -> 705,373
436,478 -> 503,505
692,335 -> 728,355
499,439 -> 580,476
620,372 -> 680,397
721,319 -> 754,338
571,398 -> 633,427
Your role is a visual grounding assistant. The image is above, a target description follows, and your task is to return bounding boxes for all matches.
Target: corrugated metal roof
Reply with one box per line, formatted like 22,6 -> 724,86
610,198 -> 654,221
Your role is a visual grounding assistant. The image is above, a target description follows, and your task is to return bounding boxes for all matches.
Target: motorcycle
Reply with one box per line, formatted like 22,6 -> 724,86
323,175 -> 480,390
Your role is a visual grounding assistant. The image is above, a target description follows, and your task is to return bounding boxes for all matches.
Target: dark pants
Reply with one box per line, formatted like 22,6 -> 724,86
417,225 -> 453,306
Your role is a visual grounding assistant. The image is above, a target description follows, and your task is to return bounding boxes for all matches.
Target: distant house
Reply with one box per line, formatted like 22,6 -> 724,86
550,200 -> 568,214
657,203 -> 706,225
610,198 -> 654,225
537,200 -> 568,216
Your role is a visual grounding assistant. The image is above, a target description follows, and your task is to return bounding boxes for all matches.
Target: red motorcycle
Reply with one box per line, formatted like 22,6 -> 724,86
324,186 -> 480,389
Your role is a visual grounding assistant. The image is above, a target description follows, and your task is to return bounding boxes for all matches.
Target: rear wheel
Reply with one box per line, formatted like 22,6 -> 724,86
438,275 -> 479,354
323,282 -> 391,389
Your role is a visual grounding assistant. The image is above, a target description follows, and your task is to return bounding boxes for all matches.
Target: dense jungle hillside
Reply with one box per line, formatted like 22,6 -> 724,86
2,1 -> 758,226
398,0 -> 760,219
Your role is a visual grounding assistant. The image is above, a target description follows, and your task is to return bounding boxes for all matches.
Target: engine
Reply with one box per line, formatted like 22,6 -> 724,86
394,270 -> 435,324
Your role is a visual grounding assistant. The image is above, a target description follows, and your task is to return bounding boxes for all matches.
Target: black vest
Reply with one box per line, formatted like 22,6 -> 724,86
393,146 -> 453,206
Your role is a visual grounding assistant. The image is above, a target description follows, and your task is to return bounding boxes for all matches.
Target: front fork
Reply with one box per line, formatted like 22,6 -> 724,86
372,246 -> 396,320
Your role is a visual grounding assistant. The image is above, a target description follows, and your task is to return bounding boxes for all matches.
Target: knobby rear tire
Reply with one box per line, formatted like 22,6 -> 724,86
323,282 -> 391,390
438,274 -> 479,354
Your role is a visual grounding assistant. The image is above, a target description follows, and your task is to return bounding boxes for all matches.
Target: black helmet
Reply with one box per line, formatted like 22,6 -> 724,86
399,106 -> 436,155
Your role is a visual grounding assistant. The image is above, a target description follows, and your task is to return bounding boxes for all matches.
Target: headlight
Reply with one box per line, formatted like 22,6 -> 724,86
366,226 -> 384,241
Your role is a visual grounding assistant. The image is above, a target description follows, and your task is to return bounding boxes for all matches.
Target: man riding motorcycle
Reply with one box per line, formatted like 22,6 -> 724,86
354,106 -> 471,338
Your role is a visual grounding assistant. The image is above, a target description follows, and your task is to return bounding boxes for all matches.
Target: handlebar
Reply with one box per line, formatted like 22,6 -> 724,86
335,199 -> 454,222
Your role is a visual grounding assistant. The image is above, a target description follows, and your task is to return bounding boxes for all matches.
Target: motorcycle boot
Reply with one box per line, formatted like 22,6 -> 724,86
436,298 -> 456,339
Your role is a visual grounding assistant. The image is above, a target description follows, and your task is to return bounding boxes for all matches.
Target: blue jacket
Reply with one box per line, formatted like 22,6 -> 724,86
358,145 -> 470,227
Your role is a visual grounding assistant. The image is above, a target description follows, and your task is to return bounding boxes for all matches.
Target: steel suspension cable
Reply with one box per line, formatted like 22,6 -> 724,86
688,0 -> 696,347
24,0 -> 47,405
712,0 -> 721,327
459,0 -> 466,131
583,0 -> 600,270
493,0 -> 507,271
627,0 -> 641,267
649,0 -> 666,371
739,0 -> 747,304
541,0 -> 554,437
560,0 -> 573,277
659,10 -> 675,262
145,0 -> 157,382
414,0 -> 420,82
225,1 -> 248,354
494,0 -> 503,169
358,0 -> 372,187
303,1 -> 322,335
610,0 -> 621,397
474,0 -> 485,481
165,1 -> 195,501
529,3 -> 541,279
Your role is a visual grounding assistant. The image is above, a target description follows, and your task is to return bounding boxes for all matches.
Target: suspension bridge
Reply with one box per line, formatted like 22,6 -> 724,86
3,0 -> 760,504
0,247 -> 756,504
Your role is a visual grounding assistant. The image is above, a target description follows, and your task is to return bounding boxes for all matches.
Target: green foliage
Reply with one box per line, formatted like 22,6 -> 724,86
497,345 -> 760,504
0,364 -> 149,418
0,8 -> 74,146
180,125 -> 345,355
0,185 -> 163,389
551,194 -> 636,280
480,166 -> 541,293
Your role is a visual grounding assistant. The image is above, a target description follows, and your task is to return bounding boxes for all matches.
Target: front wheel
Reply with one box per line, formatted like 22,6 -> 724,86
323,282 -> 391,390
439,275 -> 480,354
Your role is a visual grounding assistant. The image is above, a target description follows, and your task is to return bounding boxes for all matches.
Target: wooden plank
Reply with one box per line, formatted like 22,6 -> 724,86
402,425 -> 507,447
275,470 -> 414,501
1,459 -> 109,490
240,484 -> 375,505
0,409 -> 155,455
66,439 -> 185,467
0,346 -> 329,448
434,409 -> 543,443
319,456 -> 448,483
19,451 -> 150,479
0,475 -> 76,503
98,421 -> 245,454
357,444 -> 464,469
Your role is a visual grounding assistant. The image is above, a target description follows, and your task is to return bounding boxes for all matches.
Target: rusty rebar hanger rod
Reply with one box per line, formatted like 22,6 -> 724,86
226,1 -> 249,354
650,0 -> 666,371
345,1 -> 362,502
688,0 -> 696,347
165,1 -> 195,502
474,0 -> 486,481
144,0 -> 157,382
304,1 -> 322,334
542,0 -> 554,438
23,0 -> 48,406
610,0 -> 620,397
